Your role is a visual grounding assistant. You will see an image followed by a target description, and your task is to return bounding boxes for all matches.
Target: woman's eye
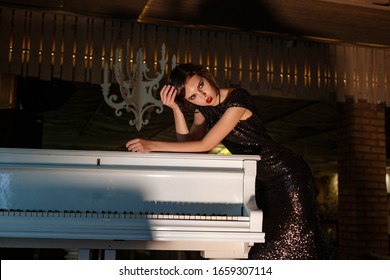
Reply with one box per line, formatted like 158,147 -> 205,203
198,80 -> 204,89
189,95 -> 196,100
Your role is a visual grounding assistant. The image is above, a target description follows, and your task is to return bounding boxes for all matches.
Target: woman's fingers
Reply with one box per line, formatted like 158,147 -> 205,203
126,138 -> 151,152
160,84 -> 177,106
126,138 -> 142,152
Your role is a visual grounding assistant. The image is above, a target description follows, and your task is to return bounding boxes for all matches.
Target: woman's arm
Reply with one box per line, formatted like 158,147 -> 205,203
126,106 -> 248,152
160,84 -> 207,141
187,110 -> 207,141
160,85 -> 190,139
174,109 -> 208,142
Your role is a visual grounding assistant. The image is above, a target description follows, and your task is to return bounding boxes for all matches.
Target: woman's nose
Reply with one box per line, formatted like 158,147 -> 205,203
198,92 -> 206,99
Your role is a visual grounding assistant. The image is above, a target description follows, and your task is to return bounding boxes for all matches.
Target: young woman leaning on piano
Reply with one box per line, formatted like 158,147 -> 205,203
126,63 -> 327,260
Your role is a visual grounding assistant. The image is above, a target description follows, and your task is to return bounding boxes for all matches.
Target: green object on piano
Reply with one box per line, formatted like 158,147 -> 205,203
209,143 -> 232,155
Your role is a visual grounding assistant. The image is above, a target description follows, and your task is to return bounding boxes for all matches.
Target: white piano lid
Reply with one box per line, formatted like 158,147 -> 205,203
0,148 -> 260,168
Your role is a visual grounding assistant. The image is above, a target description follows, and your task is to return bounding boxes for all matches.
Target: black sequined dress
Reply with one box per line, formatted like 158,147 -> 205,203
196,88 -> 327,259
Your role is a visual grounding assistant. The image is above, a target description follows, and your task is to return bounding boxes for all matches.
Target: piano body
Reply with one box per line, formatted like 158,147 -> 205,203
0,148 -> 264,259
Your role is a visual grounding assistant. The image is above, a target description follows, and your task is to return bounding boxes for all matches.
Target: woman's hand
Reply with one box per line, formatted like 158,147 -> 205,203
126,138 -> 153,152
160,84 -> 179,111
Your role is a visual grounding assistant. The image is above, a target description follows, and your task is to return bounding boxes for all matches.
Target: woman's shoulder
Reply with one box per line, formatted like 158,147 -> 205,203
223,88 -> 257,111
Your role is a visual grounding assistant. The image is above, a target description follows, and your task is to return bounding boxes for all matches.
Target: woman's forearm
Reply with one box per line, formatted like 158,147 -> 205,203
172,108 -> 191,141
150,139 -> 213,153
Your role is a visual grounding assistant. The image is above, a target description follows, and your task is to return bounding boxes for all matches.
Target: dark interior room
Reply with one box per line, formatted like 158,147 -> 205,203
0,0 -> 389,260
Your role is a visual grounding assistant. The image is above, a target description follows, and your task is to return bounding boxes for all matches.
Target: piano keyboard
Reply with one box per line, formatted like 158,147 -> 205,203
0,210 -> 249,221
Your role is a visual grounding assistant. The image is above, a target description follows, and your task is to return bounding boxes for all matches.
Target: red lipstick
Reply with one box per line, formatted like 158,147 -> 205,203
206,97 -> 213,104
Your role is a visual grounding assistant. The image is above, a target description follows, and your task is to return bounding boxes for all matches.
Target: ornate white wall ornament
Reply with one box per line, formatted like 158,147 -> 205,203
101,42 -> 176,131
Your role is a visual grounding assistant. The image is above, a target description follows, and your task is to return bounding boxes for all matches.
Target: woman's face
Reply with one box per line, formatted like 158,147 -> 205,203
184,74 -> 219,106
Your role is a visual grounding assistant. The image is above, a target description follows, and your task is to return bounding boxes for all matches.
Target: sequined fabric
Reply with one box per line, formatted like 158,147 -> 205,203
196,88 -> 327,259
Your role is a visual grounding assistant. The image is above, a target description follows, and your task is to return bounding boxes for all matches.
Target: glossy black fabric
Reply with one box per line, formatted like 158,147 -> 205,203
196,88 -> 327,259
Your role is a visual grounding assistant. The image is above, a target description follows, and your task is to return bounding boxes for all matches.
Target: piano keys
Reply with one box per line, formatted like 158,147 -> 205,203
0,148 -> 264,259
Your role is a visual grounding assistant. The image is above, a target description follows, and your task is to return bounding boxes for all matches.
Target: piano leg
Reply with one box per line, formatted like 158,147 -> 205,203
78,249 -> 116,260
78,249 -> 90,260
103,250 -> 116,260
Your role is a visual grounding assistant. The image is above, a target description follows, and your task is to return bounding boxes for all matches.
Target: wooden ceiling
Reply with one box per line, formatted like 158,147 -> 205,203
1,0 -> 389,46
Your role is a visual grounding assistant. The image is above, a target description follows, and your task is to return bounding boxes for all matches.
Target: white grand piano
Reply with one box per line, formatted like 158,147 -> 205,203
0,148 -> 264,259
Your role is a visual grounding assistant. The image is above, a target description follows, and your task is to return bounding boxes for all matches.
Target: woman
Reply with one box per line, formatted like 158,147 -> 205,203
126,63 -> 327,259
